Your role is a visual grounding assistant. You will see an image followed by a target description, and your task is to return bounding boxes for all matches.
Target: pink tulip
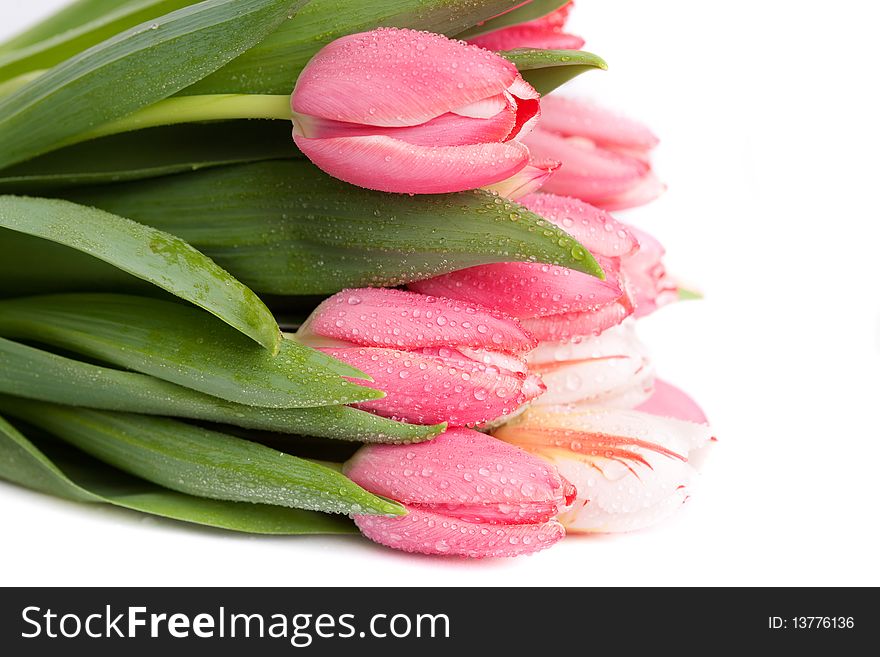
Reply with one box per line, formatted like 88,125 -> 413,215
621,226 -> 679,318
523,129 -> 665,210
290,28 -> 541,194
637,378 -> 710,425
344,427 -> 574,557
528,321 -> 654,408
493,401 -> 712,533
296,287 -> 545,426
467,2 -> 585,52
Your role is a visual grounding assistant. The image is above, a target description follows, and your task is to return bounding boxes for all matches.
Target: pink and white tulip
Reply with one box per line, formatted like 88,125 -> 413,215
291,28 -> 541,194
493,395 -> 712,533
345,427 -> 574,557
296,287 -> 545,427
528,321 -> 654,408
466,2 -> 585,52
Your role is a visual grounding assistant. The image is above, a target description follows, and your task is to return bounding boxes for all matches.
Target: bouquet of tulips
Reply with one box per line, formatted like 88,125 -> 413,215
0,0 -> 713,558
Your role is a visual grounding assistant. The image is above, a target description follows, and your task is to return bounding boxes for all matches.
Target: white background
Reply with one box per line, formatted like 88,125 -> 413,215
1,0 -> 878,586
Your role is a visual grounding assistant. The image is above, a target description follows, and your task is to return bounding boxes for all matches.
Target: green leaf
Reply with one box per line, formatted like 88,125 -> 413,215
502,48 -> 608,96
0,293 -> 380,408
0,415 -> 357,534
0,122 -> 299,193
0,1 -> 199,82
0,0 -> 303,169
62,160 -> 603,294
678,287 -> 704,301
0,195 -> 281,352
0,397 -> 405,516
184,0 -> 524,95
0,336 -> 442,443
455,0 -> 569,39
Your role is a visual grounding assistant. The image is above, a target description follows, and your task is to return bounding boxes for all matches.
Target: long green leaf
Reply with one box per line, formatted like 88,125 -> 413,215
184,0 -> 522,95
0,122 -> 298,193
0,397 -> 404,516
0,0 -> 303,169
0,1 -> 199,82
0,415 -> 357,533
502,48 -> 608,96
0,294 -> 380,408
62,160 -> 602,294
0,336 -> 442,443
455,0 -> 570,39
0,195 -> 281,352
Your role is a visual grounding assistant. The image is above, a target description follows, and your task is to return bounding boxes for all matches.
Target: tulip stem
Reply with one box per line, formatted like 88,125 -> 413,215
58,93 -> 293,149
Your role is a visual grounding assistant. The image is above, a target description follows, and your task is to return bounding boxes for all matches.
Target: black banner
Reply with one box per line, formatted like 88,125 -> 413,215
0,587 -> 869,655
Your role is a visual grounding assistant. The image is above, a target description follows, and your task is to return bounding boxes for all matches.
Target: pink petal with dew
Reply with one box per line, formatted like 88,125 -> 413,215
505,78 -> 541,139
518,192 -> 639,257
539,95 -> 660,152
323,347 -> 544,426
299,287 -> 535,354
296,102 -> 517,147
292,28 -> 519,127
523,130 -> 654,204
481,161 -> 559,199
293,133 -> 530,194
637,378 -> 709,425
345,427 -> 570,521
468,26 -> 585,52
621,225 -> 678,317
352,507 -> 565,557
409,261 -> 624,321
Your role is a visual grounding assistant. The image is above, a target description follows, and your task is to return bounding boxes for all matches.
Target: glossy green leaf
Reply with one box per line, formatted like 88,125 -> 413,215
184,0 -> 523,94
63,160 -> 602,295
0,195 -> 281,352
0,397 -> 404,516
502,48 -> 608,95
0,0 -> 303,169
0,1 -> 199,82
0,294 -> 379,408
455,0 -> 569,39
0,336 -> 442,443
0,414 -> 358,533
0,122 -> 298,193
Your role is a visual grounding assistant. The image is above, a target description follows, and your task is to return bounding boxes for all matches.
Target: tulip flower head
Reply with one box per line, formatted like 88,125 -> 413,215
493,397 -> 712,533
466,2 -> 585,52
290,28 -> 541,194
522,96 -> 664,210
296,288 -> 545,427
345,428 -> 575,557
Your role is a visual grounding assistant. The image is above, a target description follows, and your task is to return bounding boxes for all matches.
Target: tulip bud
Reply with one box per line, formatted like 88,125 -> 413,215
297,288 -> 545,426
493,398 -> 712,533
290,28 -> 541,194
466,2 -> 585,52
344,428 -> 575,557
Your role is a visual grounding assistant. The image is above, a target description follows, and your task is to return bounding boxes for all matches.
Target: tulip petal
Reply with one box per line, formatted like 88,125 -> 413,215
481,162 -> 559,199
539,95 -> 660,152
468,27 -> 585,52
293,133 -> 531,194
523,130 -> 656,205
292,28 -> 519,128
519,297 -> 634,341
352,508 -> 565,557
299,287 -> 535,354
345,428 -> 568,519
324,347 -> 542,426
637,379 -> 709,425
450,92 -> 509,118
506,79 -> 541,140
518,192 -> 639,257
595,170 -> 667,211
408,261 -> 625,321
621,225 -> 678,317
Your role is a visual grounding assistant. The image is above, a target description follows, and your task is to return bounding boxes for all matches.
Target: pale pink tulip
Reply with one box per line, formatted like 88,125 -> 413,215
523,129 -> 665,210
493,402 -> 712,533
345,427 -> 574,557
467,2 -> 585,52
296,288 -> 544,426
637,378 -> 710,425
621,226 -> 678,318
528,321 -> 654,408
290,28 -> 541,194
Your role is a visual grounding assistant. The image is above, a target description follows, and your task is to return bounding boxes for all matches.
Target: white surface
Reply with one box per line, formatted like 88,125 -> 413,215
1,0 -> 878,587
